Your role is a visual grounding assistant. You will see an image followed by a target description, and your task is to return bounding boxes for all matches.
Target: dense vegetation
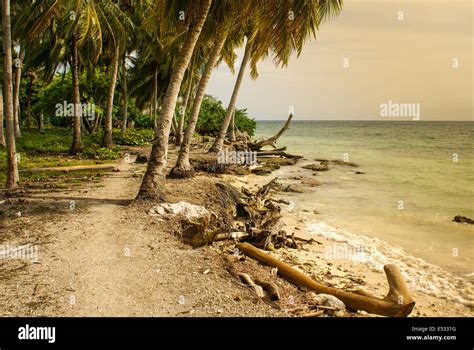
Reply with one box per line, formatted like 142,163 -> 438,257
0,0 -> 343,191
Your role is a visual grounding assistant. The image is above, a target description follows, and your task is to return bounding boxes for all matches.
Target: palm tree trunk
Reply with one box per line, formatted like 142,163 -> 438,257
138,0 -> 212,200
26,74 -> 33,130
121,55 -> 128,136
102,46 -> 120,148
209,38 -> 251,153
153,68 -> 158,134
70,33 -> 82,154
176,65 -> 194,145
39,111 -> 44,134
12,47 -> 24,138
170,115 -> 177,136
2,0 -> 19,188
0,87 -> 5,148
229,107 -> 236,142
170,30 -> 228,178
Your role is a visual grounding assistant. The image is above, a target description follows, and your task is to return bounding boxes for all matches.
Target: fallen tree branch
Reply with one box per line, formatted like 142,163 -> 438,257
301,310 -> 325,318
237,243 -> 415,317
254,278 -> 281,301
249,113 -> 293,151
214,231 -> 249,241
237,273 -> 265,298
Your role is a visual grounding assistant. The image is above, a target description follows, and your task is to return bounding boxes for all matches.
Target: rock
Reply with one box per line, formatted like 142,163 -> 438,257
330,160 -> 359,167
302,161 -> 329,172
135,154 -> 148,164
251,166 -> 274,176
355,171 -> 365,175
149,201 -> 215,247
453,215 -> 474,225
310,293 -> 346,317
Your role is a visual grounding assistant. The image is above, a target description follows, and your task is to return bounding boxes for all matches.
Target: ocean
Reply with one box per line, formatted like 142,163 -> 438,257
255,120 -> 474,306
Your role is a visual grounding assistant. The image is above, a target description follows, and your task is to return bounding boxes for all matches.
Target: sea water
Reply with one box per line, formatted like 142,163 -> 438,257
255,120 -> 474,306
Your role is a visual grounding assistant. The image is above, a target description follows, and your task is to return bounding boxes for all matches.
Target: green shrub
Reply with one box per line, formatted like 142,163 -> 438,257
79,144 -> 122,160
113,129 -> 155,146
195,95 -> 256,136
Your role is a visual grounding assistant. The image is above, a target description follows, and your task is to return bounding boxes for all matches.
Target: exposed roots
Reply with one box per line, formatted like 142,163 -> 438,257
168,166 -> 196,179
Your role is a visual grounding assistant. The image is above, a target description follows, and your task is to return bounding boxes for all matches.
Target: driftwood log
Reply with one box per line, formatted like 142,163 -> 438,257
243,113 -> 301,159
236,243 -> 415,317
249,113 -> 293,151
237,273 -> 265,298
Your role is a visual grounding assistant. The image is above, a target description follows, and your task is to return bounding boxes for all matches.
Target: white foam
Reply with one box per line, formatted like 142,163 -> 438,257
306,221 -> 474,308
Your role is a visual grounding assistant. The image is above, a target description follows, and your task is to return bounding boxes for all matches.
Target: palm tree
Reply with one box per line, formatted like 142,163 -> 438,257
100,1 -> 133,148
0,87 -> 5,148
138,0 -> 212,199
2,0 -> 19,188
19,0 -> 132,152
0,28 -> 4,148
128,23 -> 184,129
120,54 -> 128,135
175,58 -> 195,145
12,46 -> 24,138
209,0 -> 343,153
208,36 -> 251,153
25,68 -> 38,130
170,0 -> 241,177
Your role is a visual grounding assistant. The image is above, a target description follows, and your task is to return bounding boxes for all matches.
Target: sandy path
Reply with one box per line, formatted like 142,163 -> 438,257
0,159 -> 281,317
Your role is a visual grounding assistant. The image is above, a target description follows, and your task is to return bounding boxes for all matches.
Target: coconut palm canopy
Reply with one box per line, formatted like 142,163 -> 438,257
1,0 -> 343,190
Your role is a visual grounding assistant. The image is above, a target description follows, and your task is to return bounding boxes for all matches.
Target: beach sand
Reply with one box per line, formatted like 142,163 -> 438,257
226,170 -> 473,317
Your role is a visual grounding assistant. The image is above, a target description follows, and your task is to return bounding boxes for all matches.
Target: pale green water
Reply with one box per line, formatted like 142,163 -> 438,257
255,121 -> 474,281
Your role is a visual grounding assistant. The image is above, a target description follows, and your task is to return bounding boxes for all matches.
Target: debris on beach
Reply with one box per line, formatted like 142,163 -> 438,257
149,201 -> 216,247
453,215 -> 474,225
302,161 -> 330,172
235,242 -> 416,317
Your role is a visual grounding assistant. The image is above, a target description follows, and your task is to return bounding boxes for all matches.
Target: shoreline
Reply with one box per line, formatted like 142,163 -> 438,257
1,140 -> 472,317
224,159 -> 474,317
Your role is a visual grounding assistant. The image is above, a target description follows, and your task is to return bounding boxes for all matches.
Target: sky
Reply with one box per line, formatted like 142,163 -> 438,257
206,0 -> 473,121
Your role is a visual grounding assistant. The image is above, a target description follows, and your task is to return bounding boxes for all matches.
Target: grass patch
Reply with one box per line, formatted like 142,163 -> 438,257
0,128 -> 119,186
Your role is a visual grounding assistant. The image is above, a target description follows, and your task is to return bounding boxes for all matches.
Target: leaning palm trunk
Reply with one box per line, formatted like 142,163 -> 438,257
2,0 -> 19,188
209,38 -> 251,153
170,31 -> 228,178
12,47 -> 24,138
153,69 -> 158,134
229,108 -> 236,142
138,0 -> 212,199
176,65 -> 194,145
121,55 -> 128,136
70,34 -> 82,154
0,87 -> 5,147
102,46 -> 120,148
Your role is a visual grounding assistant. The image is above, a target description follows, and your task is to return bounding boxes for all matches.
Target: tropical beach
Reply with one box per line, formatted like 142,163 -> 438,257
0,0 -> 472,333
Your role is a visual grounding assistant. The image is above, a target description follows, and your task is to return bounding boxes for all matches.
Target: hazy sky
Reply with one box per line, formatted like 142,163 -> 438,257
206,0 -> 473,121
